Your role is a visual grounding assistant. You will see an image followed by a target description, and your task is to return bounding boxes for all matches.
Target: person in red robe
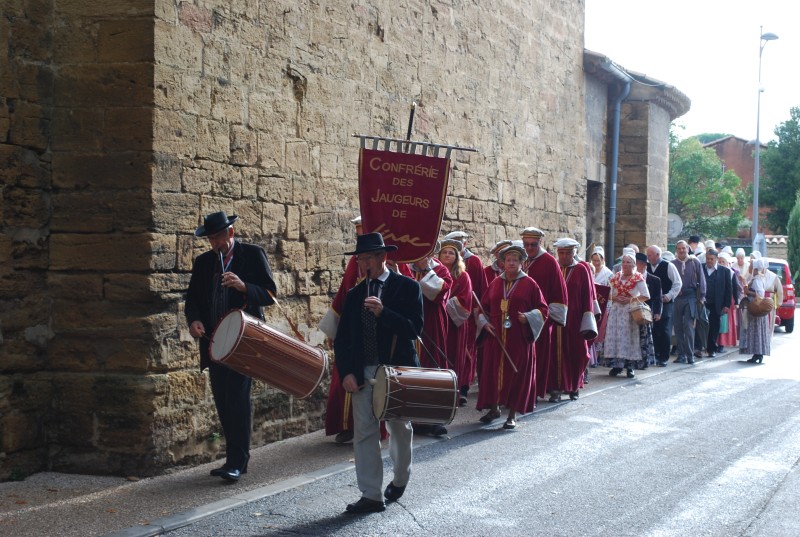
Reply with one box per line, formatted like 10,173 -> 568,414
520,227 -> 568,402
476,243 -> 548,429
438,239 -> 473,407
444,231 -> 488,390
548,238 -> 599,401
319,217 -> 389,444
484,239 -> 512,286
411,252 -> 452,436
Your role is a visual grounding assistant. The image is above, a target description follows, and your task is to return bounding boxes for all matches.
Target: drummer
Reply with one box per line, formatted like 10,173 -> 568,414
334,232 -> 424,513
185,211 -> 277,482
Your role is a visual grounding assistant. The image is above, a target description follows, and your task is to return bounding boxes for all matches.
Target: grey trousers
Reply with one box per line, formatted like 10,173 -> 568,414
352,365 -> 413,501
673,295 -> 697,360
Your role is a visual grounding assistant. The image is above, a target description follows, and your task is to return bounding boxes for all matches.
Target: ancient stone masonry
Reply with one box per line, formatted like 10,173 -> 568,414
1,0 -> 587,477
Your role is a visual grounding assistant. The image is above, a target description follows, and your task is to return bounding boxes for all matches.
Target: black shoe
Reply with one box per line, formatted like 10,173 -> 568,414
717,346 -> 725,353
210,465 -> 227,477
220,468 -> 242,481
687,357 -> 695,364
746,356 -> 758,363
429,424 -> 448,436
346,497 -> 386,514
609,368 -> 622,377
335,430 -> 354,444
384,481 -> 406,503
626,368 -> 635,378
656,361 -> 667,367
693,350 -> 702,358
569,391 -> 579,400
755,354 -> 764,364
674,357 -> 686,364
458,395 -> 468,407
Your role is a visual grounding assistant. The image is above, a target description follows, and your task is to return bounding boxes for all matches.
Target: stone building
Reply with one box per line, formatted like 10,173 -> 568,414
1,1 -> 687,478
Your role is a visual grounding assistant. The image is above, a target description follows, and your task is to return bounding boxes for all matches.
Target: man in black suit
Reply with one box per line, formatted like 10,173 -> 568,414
701,249 -> 732,357
185,211 -> 276,482
334,232 -> 424,514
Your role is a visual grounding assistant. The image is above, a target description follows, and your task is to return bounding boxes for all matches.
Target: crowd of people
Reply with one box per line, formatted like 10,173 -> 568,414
186,211 -> 785,512
320,227 -> 786,445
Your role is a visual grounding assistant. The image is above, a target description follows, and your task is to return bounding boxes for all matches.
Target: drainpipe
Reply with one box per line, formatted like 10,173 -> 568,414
601,59 -> 632,266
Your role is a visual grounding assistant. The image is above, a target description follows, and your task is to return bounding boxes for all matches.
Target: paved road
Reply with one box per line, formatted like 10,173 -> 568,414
167,331 -> 800,537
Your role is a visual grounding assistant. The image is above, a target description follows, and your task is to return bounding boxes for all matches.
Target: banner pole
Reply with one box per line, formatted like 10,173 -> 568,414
404,101 -> 416,153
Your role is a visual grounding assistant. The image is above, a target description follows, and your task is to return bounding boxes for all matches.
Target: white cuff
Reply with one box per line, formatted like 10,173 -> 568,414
476,313 -> 489,336
523,309 -> 545,341
446,297 -> 470,328
419,270 -> 446,301
580,310 -> 598,338
318,307 -> 339,340
549,302 -> 567,326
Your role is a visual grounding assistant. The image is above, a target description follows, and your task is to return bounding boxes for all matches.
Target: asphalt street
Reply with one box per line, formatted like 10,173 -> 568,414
164,330 -> 800,537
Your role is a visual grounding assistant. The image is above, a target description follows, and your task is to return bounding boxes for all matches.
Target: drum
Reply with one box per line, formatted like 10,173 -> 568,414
372,366 -> 457,425
210,310 -> 328,399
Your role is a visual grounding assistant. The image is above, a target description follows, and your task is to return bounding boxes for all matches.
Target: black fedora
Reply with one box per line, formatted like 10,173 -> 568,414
195,211 -> 239,237
344,232 -> 398,255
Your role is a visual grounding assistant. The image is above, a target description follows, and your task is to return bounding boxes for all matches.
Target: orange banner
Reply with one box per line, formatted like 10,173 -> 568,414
358,148 -> 450,263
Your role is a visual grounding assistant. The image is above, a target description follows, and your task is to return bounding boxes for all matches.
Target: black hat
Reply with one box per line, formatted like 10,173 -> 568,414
195,211 -> 239,237
344,232 -> 398,255
635,252 -> 648,263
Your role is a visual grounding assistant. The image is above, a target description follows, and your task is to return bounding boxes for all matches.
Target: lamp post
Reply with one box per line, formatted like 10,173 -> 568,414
752,26 -> 778,256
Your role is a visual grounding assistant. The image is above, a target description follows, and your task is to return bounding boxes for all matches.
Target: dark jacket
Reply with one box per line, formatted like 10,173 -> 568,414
702,264 -> 733,316
334,270 -> 423,386
185,240 -> 276,370
644,272 -> 663,317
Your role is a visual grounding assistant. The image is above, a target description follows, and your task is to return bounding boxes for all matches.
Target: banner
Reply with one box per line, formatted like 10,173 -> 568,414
358,148 -> 450,263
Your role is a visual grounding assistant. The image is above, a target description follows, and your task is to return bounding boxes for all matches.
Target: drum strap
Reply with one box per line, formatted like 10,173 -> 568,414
389,335 -> 398,362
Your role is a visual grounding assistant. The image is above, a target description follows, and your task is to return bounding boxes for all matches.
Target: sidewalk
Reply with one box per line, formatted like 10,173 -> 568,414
0,351 -> 734,537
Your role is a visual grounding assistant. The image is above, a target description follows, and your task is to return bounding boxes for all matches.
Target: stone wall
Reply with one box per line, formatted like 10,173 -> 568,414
1,0 -> 587,478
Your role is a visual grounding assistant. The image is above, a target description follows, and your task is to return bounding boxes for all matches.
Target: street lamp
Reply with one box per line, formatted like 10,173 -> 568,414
752,27 -> 778,256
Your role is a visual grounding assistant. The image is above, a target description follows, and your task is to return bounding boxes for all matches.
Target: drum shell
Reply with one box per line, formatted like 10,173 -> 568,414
372,366 -> 457,425
210,310 -> 327,399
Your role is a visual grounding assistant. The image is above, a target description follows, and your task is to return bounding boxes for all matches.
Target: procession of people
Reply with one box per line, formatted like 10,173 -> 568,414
186,210 -> 782,513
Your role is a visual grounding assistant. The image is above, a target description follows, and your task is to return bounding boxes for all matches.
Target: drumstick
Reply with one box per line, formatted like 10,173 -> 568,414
420,331 -> 454,369
472,291 -> 519,374
266,290 -> 307,343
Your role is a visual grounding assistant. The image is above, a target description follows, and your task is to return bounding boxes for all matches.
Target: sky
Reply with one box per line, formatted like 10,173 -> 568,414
585,0 -> 799,142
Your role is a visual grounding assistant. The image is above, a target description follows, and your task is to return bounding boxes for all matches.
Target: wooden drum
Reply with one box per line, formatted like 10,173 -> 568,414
210,310 -> 327,399
372,366 -> 457,425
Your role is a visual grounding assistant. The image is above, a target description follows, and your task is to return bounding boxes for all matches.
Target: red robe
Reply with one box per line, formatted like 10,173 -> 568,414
477,273 -> 548,413
525,251 -> 568,399
484,263 -> 501,287
414,260 -> 453,369
446,271 -> 473,389
321,256 -> 361,436
550,262 -> 598,394
463,252 -> 487,386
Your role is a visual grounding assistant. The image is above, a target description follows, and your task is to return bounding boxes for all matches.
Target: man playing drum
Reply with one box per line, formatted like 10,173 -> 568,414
185,211 -> 277,482
334,232 -> 424,514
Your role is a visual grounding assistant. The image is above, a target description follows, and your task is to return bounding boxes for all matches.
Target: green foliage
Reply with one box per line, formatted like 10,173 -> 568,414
669,136 -> 749,239
787,192 -> 800,282
762,107 -> 800,234
695,132 -> 732,145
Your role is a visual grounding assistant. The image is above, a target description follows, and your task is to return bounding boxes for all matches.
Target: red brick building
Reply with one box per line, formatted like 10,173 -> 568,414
703,135 -> 771,237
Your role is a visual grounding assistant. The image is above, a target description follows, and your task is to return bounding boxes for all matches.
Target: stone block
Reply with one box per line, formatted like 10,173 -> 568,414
3,187 -> 50,229
152,192 -> 202,234
51,190 -> 151,233
276,240 -> 307,272
154,20 -> 202,71
8,100 -> 49,150
54,64 -> 154,108
230,124 -> 257,166
195,117 -> 230,162
47,273 -> 104,301
50,108 -> 104,151
286,205 -> 300,240
285,139 -> 312,176
51,151 -> 152,190
262,202 -> 287,237
98,19 -> 154,62
257,173 -> 292,204
153,109 -> 199,159
105,108 -> 153,152
209,83 -> 243,124
50,233 -> 153,271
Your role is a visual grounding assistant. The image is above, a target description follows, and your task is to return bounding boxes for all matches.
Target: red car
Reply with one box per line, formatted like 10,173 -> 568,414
766,257 -> 795,333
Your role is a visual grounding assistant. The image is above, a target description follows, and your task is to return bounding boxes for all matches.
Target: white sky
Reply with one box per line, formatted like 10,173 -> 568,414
585,0 -> 799,142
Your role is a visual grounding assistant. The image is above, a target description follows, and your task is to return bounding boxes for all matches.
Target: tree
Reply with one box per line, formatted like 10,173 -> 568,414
695,132 -> 732,145
761,106 -> 800,234
787,192 -> 800,282
669,135 -> 749,239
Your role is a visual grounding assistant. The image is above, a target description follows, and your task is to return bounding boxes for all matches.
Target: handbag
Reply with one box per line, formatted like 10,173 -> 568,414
719,313 -> 729,334
747,295 -> 774,317
629,299 -> 652,325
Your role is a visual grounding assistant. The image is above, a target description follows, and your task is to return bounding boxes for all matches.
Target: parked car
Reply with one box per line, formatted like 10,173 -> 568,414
765,257 -> 795,333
